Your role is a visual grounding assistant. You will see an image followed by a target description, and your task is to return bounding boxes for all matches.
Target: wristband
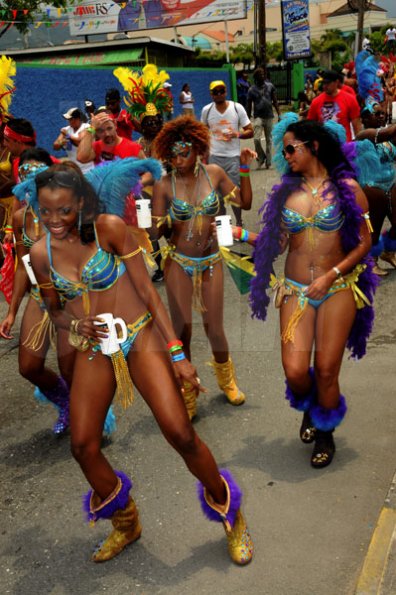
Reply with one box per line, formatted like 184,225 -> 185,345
241,229 -> 249,242
4,225 -> 13,233
240,172 -> 250,177
234,226 -> 242,240
168,344 -> 183,354
332,266 -> 343,279
167,339 -> 183,351
239,164 -> 250,171
87,126 -> 96,134
171,352 -> 186,362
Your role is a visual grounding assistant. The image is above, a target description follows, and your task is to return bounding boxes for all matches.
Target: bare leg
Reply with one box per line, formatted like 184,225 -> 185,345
314,290 -> 356,408
201,262 -> 229,363
130,323 -> 225,503
164,257 -> 193,360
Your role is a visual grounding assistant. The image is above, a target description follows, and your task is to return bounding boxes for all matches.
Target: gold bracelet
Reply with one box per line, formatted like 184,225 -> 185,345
68,319 -> 90,352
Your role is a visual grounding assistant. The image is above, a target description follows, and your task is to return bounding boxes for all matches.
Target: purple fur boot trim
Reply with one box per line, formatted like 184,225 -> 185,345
41,377 -> 70,435
370,235 -> 384,257
285,368 -> 316,412
82,470 -> 132,524
382,230 -> 396,252
197,468 -> 242,528
310,395 -> 347,432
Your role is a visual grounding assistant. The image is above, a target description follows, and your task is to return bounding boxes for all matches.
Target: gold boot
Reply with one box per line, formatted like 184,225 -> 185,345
203,474 -> 253,565
212,357 -> 245,405
92,496 -> 142,563
182,380 -> 198,420
380,251 -> 396,269
373,257 -> 389,276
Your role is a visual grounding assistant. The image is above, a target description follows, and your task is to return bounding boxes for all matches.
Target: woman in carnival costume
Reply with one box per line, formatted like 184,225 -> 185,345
113,63 -> 172,282
0,150 -> 116,436
249,114 -> 377,468
0,56 -> 17,245
25,162 -> 253,565
354,49 -> 396,275
151,116 -> 256,419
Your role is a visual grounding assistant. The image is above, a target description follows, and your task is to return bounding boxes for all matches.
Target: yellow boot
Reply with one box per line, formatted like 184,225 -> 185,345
92,495 -> 142,562
198,469 -> 253,565
83,470 -> 142,563
182,380 -> 198,421
212,357 -> 245,405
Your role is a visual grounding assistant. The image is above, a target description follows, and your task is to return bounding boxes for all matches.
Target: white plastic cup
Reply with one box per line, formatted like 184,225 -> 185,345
93,313 -> 128,355
392,101 -> 396,123
215,215 -> 234,247
22,254 -> 38,285
135,198 -> 152,228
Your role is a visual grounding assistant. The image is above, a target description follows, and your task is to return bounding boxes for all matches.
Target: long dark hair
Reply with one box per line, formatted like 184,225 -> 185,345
35,164 -> 102,244
284,119 -> 355,179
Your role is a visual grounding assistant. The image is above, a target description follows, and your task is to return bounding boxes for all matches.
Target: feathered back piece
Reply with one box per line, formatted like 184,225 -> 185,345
0,55 -> 16,121
12,165 -> 50,212
272,112 -> 299,174
113,63 -> 173,122
85,157 -> 163,217
355,50 -> 383,111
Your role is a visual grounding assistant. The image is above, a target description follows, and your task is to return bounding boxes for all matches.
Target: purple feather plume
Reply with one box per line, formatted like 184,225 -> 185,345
82,470 -> 132,523
197,468 -> 242,527
310,395 -> 347,431
285,367 -> 316,411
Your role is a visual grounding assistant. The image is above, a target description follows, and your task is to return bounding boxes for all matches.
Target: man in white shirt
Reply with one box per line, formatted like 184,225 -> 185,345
201,80 -> 253,226
53,107 -> 93,172
385,27 -> 396,53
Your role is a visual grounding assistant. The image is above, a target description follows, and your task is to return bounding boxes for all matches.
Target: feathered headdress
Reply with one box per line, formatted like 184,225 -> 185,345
355,50 -> 383,111
0,55 -> 16,121
113,63 -> 173,122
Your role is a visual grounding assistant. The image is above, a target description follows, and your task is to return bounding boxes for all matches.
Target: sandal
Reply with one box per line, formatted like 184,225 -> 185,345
311,430 -> 335,469
300,411 -> 316,444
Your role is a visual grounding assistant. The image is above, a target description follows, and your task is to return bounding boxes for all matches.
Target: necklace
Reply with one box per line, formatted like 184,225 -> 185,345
303,176 -> 328,204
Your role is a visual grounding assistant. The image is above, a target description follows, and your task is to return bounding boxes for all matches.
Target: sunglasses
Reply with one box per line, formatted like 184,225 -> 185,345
36,168 -> 82,190
282,140 -> 309,158
211,88 -> 226,96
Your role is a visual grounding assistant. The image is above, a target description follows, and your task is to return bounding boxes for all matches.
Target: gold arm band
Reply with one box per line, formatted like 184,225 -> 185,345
119,247 -> 142,260
223,186 -> 239,207
362,212 -> 373,233
38,282 -> 55,289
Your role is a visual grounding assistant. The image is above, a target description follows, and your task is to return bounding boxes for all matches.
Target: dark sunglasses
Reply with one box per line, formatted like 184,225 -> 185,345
36,168 -> 82,190
211,88 -> 226,96
282,140 -> 309,157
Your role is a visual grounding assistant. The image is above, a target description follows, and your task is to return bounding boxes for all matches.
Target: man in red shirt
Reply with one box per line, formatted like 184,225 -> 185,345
77,112 -> 145,165
105,88 -> 135,140
307,70 -> 361,141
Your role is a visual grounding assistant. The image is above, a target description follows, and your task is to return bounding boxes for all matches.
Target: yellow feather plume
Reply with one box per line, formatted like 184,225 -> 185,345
0,55 -> 16,114
113,66 -> 140,93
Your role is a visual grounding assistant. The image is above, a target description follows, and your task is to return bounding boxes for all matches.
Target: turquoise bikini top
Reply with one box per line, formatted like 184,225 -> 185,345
281,203 -> 345,234
22,207 -> 36,249
170,166 -> 220,221
46,224 -> 126,312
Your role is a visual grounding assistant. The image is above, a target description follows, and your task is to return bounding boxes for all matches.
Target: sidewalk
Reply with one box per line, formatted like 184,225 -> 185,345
355,471 -> 396,595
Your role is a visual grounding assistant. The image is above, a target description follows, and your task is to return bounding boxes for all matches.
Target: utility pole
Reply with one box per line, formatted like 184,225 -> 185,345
357,0 -> 366,52
258,0 -> 266,68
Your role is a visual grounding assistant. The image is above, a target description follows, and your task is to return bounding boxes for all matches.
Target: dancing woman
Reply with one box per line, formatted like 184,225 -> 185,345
250,119 -> 377,468
151,116 -> 255,419
0,149 -> 72,434
28,165 -> 253,564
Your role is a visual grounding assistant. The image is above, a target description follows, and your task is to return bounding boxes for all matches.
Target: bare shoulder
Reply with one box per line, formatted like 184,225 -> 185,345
30,234 -> 48,265
95,213 -> 127,235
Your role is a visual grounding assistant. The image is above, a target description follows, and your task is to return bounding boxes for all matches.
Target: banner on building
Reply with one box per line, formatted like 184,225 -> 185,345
68,0 -> 247,36
281,0 -> 311,60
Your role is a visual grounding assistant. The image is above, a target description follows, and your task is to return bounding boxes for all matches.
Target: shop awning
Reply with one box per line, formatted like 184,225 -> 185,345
19,48 -> 144,67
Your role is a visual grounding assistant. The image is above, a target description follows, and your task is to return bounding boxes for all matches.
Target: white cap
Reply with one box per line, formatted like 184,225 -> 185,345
163,82 -> 172,89
63,107 -> 81,119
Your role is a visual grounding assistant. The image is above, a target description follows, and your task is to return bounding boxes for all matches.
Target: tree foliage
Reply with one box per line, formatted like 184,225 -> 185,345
0,1 -> 78,38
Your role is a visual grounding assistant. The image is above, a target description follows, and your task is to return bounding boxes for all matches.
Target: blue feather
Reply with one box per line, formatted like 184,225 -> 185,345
85,157 -> 163,217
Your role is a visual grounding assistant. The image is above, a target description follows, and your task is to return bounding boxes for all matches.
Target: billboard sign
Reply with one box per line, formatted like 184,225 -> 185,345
69,0 -> 247,36
281,0 -> 311,60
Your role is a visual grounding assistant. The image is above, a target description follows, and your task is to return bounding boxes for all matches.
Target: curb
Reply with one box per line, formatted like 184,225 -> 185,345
355,470 -> 396,595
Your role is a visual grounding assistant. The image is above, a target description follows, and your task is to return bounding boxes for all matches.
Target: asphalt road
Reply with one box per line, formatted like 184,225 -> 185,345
1,162 -> 395,595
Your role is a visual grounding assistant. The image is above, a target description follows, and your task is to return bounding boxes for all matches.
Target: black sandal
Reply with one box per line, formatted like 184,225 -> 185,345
300,411 -> 316,444
311,431 -> 335,468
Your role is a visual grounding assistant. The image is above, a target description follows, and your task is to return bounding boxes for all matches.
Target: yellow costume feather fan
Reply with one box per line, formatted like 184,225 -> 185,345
0,55 -> 16,117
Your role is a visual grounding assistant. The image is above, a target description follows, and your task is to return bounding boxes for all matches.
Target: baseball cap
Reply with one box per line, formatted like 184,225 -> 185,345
105,88 -> 120,102
163,82 -> 172,89
209,80 -> 226,91
84,100 -> 94,108
322,70 -> 339,82
63,107 -> 82,120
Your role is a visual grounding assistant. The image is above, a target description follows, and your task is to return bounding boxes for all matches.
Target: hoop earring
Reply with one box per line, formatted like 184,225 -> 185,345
194,155 -> 202,177
78,210 -> 82,232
